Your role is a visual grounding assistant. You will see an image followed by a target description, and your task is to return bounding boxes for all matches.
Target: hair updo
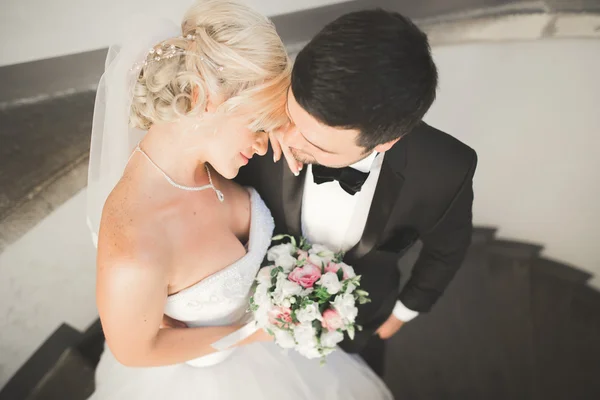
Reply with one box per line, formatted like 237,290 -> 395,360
130,0 -> 291,133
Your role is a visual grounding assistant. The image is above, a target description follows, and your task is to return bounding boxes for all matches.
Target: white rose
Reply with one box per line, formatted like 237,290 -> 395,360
273,329 -> 296,349
332,293 -> 358,324
253,284 -> 273,327
295,302 -> 322,324
272,279 -> 302,304
255,305 -> 270,327
253,283 -> 271,307
317,272 -> 342,295
296,344 -> 322,359
293,323 -> 318,346
321,347 -> 336,356
345,282 -> 357,294
320,330 -> 344,348
308,244 -> 335,267
256,266 -> 274,286
340,263 -> 356,279
281,279 -> 302,297
267,243 -> 297,271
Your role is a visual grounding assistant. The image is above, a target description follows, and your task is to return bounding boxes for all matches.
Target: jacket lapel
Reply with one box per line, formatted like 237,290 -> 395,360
280,130 -> 408,259
281,165 -> 305,238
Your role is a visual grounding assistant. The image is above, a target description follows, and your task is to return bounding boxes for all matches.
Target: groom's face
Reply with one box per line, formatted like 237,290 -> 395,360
284,88 -> 370,168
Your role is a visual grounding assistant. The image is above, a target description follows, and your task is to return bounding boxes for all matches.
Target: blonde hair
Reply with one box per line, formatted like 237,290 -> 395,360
130,0 -> 291,133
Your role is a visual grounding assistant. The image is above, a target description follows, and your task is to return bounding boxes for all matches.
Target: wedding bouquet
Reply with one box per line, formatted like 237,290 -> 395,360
250,235 -> 370,361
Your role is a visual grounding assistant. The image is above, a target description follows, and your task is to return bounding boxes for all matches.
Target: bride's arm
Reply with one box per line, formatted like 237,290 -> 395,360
96,258 -> 266,367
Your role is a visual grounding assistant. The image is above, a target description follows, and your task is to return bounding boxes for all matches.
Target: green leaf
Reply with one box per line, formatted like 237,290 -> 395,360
300,237 -> 312,251
336,268 -> 344,281
296,258 -> 306,267
346,325 -> 355,340
358,297 -> 371,305
333,251 -> 345,263
312,319 -> 323,332
271,234 -> 297,248
248,297 -> 259,312
266,328 -> 275,336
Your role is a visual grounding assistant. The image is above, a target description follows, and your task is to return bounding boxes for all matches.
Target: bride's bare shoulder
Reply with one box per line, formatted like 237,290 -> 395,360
96,180 -> 166,271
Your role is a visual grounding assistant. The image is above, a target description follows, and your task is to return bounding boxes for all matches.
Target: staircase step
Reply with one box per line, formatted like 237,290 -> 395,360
471,226 -> 498,245
529,260 -> 581,400
564,286 -> 600,399
0,324 -> 82,400
485,252 -> 536,399
76,319 -> 105,368
487,239 -> 543,260
386,244 -> 495,399
26,348 -> 95,400
386,238 -> 540,399
533,257 -> 592,285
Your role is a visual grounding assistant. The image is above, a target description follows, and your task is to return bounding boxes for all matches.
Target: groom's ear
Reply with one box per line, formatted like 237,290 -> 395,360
373,138 -> 400,153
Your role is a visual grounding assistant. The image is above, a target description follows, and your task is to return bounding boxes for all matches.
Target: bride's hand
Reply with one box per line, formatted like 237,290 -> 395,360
269,123 -> 303,176
239,328 -> 273,346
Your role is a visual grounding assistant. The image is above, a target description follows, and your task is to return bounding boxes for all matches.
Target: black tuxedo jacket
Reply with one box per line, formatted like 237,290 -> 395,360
236,122 -> 477,352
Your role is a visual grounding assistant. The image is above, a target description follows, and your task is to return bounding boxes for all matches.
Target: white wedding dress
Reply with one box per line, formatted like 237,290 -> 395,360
90,188 -> 392,399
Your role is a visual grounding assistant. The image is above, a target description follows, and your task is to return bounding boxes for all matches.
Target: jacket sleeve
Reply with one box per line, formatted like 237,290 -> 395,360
398,151 -> 477,312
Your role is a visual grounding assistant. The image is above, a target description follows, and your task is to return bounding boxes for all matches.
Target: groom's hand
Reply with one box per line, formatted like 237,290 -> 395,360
269,124 -> 303,176
376,314 -> 405,339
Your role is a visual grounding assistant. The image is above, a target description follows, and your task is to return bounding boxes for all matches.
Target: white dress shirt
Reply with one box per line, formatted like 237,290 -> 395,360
301,153 -> 419,322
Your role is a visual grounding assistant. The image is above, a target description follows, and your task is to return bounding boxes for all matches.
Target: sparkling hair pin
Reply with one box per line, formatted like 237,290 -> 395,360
130,34 -> 224,73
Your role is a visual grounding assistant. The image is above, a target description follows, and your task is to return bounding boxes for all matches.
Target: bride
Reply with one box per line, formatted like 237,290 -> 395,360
87,0 -> 392,398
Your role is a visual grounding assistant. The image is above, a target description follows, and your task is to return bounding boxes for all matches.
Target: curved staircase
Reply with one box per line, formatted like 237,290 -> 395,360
2,227 -> 599,399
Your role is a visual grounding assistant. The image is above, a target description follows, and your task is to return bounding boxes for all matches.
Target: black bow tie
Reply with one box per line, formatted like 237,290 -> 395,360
312,165 -> 370,195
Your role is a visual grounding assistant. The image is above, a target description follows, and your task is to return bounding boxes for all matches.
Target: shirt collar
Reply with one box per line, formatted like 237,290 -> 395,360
350,151 -> 379,173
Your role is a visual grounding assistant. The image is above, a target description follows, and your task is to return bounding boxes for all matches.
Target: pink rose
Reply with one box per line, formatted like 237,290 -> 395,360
325,262 -> 353,280
321,309 -> 344,331
297,250 -> 309,261
268,306 -> 293,327
288,263 -> 322,288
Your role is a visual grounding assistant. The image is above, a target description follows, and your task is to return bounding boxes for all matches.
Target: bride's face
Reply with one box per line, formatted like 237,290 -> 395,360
203,113 -> 269,179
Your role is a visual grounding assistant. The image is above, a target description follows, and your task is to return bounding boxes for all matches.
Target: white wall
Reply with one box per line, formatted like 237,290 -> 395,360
0,0 -> 350,67
425,39 -> 600,287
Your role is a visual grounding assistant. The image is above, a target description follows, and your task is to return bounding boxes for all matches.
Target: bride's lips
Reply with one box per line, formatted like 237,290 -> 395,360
240,153 -> 251,165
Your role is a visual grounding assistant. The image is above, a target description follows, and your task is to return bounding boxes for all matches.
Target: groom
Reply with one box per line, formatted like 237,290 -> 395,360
237,9 -> 477,376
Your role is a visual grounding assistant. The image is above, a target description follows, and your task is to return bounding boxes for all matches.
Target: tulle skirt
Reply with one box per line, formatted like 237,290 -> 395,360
89,342 -> 392,399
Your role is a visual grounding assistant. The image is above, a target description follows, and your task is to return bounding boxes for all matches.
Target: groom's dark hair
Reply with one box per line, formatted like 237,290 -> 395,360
291,9 -> 438,150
